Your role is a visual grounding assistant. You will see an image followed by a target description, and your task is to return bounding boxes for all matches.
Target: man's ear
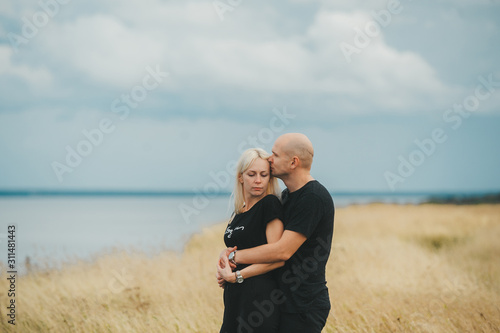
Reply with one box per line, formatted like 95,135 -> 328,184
290,156 -> 299,170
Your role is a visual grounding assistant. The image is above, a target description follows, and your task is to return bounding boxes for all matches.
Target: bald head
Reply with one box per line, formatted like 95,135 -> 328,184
276,133 -> 314,169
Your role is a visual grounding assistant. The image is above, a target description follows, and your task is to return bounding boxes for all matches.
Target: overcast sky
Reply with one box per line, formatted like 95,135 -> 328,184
1,0 -> 499,193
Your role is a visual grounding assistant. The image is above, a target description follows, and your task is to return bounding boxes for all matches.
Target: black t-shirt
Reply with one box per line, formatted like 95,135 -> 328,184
224,194 -> 283,272
277,180 -> 335,313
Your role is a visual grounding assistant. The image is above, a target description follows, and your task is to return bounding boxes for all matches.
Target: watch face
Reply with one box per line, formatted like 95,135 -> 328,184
237,276 -> 244,283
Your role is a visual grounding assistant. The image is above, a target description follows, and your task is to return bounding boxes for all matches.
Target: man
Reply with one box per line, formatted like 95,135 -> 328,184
221,133 -> 335,332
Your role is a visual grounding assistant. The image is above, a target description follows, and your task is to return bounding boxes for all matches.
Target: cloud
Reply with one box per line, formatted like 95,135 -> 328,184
306,10 -> 452,110
1,0 -> 499,121
2,0 -> 463,118
0,45 -> 53,87
36,14 -> 164,89
1,0 -> 499,192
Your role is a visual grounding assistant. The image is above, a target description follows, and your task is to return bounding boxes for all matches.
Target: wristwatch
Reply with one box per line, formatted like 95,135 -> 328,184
228,250 -> 237,265
235,270 -> 244,283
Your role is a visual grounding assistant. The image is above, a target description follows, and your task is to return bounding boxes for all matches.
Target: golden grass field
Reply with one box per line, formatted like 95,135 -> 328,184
1,204 -> 499,332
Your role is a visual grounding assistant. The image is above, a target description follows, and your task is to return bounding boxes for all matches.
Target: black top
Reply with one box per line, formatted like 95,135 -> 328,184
277,180 -> 335,313
220,194 -> 283,333
224,194 -> 283,272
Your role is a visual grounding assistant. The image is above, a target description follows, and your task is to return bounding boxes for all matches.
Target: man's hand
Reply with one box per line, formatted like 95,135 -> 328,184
219,246 -> 237,270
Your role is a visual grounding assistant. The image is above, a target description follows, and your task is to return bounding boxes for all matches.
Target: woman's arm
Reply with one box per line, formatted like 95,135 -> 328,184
217,218 -> 285,284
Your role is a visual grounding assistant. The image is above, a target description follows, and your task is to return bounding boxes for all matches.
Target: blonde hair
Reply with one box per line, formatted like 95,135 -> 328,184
231,148 -> 281,214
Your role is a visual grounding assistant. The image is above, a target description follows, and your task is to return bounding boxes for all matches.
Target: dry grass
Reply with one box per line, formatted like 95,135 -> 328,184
1,204 -> 499,332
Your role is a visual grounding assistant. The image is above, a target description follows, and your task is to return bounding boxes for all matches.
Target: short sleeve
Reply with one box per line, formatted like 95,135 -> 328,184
260,195 -> 283,225
285,193 -> 323,238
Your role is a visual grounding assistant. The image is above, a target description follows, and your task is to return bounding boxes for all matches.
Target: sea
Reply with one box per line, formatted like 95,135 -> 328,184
0,191 -> 481,272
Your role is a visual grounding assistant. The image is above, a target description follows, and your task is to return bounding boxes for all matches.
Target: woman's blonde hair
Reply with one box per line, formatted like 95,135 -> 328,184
232,148 -> 281,214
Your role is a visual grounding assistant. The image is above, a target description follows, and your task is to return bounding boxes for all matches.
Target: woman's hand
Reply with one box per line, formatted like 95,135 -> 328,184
216,269 -> 226,289
217,255 -> 236,284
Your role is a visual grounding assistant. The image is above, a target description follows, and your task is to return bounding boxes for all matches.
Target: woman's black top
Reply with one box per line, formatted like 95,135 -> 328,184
220,194 -> 283,333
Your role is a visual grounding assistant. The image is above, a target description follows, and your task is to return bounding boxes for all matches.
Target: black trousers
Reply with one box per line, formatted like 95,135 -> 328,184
278,309 -> 329,333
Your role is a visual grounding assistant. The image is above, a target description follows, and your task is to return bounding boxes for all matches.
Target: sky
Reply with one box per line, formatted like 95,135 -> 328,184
1,0 -> 500,193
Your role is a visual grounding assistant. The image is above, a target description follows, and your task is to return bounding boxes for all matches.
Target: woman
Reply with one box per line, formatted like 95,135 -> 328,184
217,148 -> 284,333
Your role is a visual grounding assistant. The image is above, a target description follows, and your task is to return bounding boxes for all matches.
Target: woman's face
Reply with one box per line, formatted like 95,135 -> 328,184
239,158 -> 271,199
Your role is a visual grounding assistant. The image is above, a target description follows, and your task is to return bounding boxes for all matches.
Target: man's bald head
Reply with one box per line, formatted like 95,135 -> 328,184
276,133 -> 314,169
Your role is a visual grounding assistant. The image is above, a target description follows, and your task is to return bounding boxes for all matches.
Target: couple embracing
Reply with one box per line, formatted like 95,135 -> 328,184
217,133 -> 335,333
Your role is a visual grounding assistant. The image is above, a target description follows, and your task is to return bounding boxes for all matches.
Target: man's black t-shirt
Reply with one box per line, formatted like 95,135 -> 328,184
276,180 -> 335,313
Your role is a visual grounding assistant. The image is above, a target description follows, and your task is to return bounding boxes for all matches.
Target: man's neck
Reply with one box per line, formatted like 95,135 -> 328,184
283,173 -> 315,193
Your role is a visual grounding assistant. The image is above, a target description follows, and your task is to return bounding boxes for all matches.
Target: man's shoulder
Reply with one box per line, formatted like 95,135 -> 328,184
285,181 -> 333,210
308,180 -> 327,191
303,181 -> 332,199
303,182 -> 335,213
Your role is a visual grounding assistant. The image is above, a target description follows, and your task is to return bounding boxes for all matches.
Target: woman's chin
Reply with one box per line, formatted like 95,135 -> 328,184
250,190 -> 265,197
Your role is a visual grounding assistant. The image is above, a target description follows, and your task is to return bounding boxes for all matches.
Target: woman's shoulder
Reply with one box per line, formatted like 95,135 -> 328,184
259,195 -> 283,222
261,194 -> 282,207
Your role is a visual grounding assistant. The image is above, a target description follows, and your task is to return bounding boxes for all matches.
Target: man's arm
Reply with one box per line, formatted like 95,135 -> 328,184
217,256 -> 285,284
234,229 -> 307,264
217,218 -> 286,286
231,217 -> 286,278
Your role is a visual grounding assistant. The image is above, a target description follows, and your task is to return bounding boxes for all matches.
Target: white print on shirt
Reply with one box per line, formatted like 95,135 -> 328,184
225,226 -> 244,238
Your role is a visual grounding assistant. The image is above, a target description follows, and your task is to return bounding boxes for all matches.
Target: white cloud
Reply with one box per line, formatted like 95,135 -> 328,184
28,1 -> 449,100
304,10 -> 452,111
1,0 -> 499,192
438,0 -> 494,5
166,7 -> 453,113
2,0 -> 499,118
291,0 -> 395,11
0,45 -> 53,87
0,1 -> 14,15
38,14 -> 165,89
